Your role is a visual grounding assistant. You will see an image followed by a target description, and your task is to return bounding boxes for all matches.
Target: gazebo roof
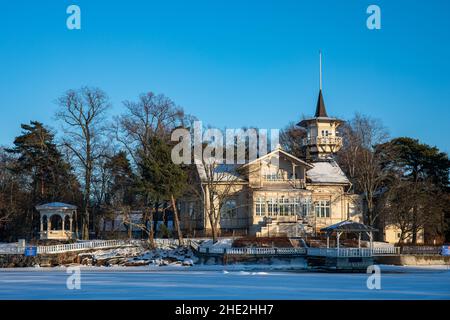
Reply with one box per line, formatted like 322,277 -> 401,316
35,202 -> 77,211
320,220 -> 377,234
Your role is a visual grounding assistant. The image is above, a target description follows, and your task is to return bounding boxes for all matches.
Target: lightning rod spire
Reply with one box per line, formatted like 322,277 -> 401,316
319,50 -> 322,91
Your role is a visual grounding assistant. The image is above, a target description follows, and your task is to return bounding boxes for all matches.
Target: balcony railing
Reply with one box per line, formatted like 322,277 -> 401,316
302,136 -> 343,146
262,178 -> 306,188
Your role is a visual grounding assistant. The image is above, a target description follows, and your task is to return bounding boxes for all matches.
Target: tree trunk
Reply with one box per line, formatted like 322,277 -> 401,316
209,212 -> 218,243
154,201 -> 159,237
412,205 -> 418,244
82,143 -> 92,240
207,199 -> 218,242
128,220 -> 132,239
142,209 -> 148,239
83,176 -> 91,240
211,222 -> 217,243
171,194 -> 183,246
82,214 -> 89,240
366,198 -> 374,226
147,207 -> 155,249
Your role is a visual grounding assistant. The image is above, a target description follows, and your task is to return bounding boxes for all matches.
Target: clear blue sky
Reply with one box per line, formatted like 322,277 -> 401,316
0,0 -> 449,152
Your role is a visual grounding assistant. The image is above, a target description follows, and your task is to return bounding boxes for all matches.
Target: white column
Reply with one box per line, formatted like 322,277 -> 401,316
62,216 -> 65,232
40,216 -> 43,232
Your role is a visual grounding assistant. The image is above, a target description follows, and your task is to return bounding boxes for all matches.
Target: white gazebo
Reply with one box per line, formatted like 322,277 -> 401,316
320,220 -> 377,251
36,202 -> 77,240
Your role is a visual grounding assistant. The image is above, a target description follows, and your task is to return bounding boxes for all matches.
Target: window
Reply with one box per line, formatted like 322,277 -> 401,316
315,200 -> 331,218
290,199 -> 298,216
292,198 -> 301,216
255,197 -> 265,216
279,198 -> 290,216
302,199 -> 312,217
321,130 -> 329,137
221,199 -> 237,218
188,202 -> 195,218
268,198 -> 278,216
264,172 -> 284,181
263,198 -> 315,217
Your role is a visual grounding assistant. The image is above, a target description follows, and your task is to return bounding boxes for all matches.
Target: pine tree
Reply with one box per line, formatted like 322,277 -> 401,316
137,136 -> 187,245
6,121 -> 82,237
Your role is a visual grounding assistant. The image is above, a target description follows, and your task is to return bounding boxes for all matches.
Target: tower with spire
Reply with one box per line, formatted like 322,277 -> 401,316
297,52 -> 343,161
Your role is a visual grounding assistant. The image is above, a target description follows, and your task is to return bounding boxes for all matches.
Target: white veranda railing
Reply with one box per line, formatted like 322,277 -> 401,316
36,239 -> 144,254
193,244 -> 307,255
306,246 -> 401,257
191,243 -> 400,257
1,239 -> 401,257
37,238 -> 188,254
0,239 -> 188,255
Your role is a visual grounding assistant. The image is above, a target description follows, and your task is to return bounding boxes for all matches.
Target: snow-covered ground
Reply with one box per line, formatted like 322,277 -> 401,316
199,238 -> 233,248
0,265 -> 449,300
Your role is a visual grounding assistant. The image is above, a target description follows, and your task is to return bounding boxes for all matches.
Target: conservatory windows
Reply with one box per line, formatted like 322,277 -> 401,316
255,197 -> 312,217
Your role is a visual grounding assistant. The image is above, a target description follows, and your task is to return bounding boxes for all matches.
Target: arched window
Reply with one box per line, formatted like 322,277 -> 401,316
50,215 -> 62,230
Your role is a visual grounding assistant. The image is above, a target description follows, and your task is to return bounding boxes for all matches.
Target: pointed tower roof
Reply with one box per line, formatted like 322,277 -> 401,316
315,89 -> 328,117
297,52 -> 341,127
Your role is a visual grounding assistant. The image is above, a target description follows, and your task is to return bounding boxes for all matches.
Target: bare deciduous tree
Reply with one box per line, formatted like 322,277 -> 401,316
337,113 -> 390,227
280,122 -> 307,159
197,156 -> 246,242
55,87 -> 111,239
113,92 -> 189,244
114,92 -> 185,162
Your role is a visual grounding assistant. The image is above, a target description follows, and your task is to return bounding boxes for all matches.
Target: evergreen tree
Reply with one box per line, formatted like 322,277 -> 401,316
382,137 -> 449,189
137,136 -> 187,245
5,121 -> 82,238
378,137 -> 450,243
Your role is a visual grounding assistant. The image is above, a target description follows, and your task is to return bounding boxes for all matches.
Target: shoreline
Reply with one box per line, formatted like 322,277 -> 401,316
1,263 -> 449,273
